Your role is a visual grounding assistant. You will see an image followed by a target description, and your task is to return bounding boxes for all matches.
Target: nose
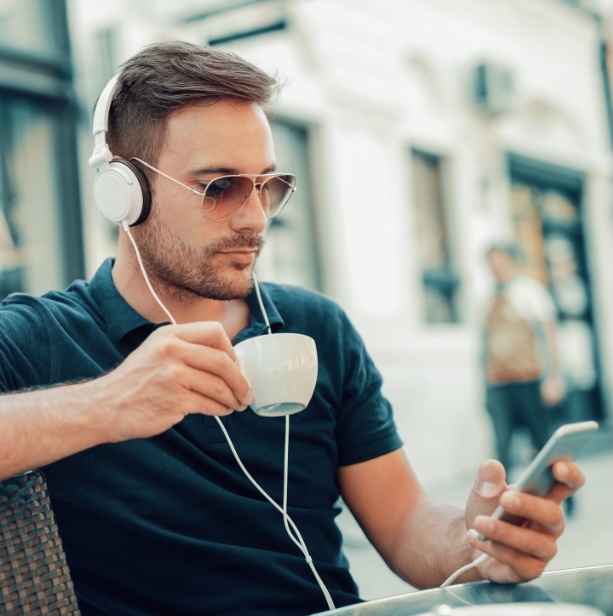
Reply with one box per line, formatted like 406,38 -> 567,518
230,182 -> 268,233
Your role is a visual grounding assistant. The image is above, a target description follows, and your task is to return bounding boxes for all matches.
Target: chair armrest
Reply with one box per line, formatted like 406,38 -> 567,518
1,470 -> 81,615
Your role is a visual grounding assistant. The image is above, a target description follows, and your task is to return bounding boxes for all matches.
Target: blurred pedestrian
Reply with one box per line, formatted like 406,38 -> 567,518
482,242 -> 565,474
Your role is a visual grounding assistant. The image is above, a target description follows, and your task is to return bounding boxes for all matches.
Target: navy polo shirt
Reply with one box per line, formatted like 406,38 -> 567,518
0,259 -> 403,616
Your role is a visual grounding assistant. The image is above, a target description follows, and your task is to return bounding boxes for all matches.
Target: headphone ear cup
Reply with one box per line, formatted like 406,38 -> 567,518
92,159 -> 151,226
120,159 -> 151,226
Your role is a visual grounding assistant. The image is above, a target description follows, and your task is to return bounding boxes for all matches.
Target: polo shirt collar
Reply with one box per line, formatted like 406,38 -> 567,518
88,258 -> 285,345
89,259 -> 156,345
240,281 -> 284,342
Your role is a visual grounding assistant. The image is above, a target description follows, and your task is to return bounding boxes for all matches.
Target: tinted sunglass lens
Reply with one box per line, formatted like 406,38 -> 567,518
201,176 -> 254,220
265,175 -> 296,217
200,174 -> 296,220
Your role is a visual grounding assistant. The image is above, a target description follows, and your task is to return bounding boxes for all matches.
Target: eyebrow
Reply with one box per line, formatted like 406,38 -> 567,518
190,164 -> 278,176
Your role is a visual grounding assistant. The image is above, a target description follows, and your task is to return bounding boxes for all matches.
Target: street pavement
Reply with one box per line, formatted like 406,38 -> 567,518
338,428 -> 613,601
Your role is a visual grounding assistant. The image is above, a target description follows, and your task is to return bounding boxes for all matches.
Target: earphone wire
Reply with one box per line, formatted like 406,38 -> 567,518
122,221 -> 176,325
248,269 -> 334,609
122,223 -> 335,610
440,553 -> 490,588
251,270 -> 272,335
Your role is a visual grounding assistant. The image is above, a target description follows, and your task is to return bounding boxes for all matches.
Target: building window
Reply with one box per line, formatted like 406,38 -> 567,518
410,149 -> 459,323
256,120 -> 321,291
0,0 -> 61,55
0,0 -> 82,299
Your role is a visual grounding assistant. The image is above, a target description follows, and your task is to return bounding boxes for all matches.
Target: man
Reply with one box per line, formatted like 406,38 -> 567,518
0,42 -> 583,616
483,243 -> 566,472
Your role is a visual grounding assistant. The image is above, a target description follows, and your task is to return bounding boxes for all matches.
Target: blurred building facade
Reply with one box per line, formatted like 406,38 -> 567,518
1,0 -> 612,485
0,0 -> 83,297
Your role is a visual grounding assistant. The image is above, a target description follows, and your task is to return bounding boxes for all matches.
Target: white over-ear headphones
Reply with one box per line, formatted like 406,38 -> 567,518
88,75 -> 151,226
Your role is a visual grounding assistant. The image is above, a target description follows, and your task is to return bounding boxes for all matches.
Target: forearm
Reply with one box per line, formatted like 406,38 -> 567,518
385,493 -> 479,589
0,322 -> 254,482
0,380 -> 111,480
339,450 -> 483,589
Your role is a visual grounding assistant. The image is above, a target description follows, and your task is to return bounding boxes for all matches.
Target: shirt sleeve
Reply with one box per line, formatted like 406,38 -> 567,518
0,296 -> 51,391
512,277 -> 557,322
334,309 -> 403,466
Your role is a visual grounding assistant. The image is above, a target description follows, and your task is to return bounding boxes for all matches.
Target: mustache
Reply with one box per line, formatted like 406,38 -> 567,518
206,234 -> 265,253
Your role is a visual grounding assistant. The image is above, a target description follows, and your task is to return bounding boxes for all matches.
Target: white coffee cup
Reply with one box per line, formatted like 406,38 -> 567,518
234,333 -> 318,417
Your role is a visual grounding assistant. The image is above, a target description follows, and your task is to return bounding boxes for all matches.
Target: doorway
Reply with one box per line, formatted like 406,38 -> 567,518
508,154 -> 603,422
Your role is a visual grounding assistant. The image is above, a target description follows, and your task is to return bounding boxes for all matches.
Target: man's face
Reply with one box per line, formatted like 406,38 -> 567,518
133,100 -> 277,301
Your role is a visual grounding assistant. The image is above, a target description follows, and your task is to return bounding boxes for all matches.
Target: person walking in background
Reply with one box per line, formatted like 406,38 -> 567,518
483,243 -> 566,475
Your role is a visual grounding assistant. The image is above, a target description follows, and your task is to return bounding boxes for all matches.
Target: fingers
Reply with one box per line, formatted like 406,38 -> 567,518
184,367 -> 250,412
468,492 -> 561,582
467,501 -> 561,583
473,488 -> 565,540
472,459 -> 507,501
158,324 -> 253,399
470,518 -> 557,560
464,459 -> 586,584
504,490 -> 565,534
171,321 -> 238,360
467,482 -> 567,583
130,323 -> 254,413
550,460 -> 586,496
174,339 -> 253,409
467,526 -> 552,583
498,460 -> 585,519
471,460 -> 583,526
465,459 -> 508,524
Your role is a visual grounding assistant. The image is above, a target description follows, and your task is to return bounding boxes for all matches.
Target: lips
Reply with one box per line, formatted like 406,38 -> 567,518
218,249 -> 257,263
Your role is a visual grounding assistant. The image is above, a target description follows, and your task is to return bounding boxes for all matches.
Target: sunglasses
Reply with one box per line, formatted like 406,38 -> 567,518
131,157 -> 296,221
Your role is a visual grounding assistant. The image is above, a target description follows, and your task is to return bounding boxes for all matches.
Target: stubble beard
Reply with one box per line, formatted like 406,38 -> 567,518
133,209 -> 265,302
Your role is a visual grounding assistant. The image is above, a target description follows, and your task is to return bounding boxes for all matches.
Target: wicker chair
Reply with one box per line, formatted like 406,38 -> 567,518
0,470 -> 81,615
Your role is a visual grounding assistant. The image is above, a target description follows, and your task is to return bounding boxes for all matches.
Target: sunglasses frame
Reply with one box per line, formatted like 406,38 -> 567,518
130,157 -> 296,221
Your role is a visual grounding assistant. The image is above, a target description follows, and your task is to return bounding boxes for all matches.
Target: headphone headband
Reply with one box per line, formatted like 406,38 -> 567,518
89,74 -> 120,169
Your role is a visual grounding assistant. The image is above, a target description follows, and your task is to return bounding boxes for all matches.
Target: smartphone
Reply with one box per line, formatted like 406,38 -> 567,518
489,420 -> 599,526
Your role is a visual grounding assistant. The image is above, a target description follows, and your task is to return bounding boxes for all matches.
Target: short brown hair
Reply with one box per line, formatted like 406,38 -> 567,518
107,40 -> 280,170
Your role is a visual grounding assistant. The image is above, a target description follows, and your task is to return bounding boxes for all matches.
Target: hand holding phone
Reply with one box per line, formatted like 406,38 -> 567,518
444,421 -> 598,587
490,420 -> 599,527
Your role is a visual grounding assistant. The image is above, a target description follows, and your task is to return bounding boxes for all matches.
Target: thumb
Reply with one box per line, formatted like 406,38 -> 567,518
466,459 -> 507,526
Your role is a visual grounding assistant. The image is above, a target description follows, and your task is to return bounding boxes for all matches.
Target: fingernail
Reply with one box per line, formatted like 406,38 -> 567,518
467,528 -> 480,541
478,480 -> 500,498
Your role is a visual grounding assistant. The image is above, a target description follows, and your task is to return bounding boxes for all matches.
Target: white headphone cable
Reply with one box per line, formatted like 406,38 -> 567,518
251,270 -> 271,335
122,223 -> 335,610
122,221 -> 175,324
246,269 -> 334,609
251,271 -> 327,569
214,416 -> 335,610
440,553 -> 490,588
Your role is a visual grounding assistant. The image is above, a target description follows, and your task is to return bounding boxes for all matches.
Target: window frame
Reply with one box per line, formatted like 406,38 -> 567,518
410,148 -> 460,324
